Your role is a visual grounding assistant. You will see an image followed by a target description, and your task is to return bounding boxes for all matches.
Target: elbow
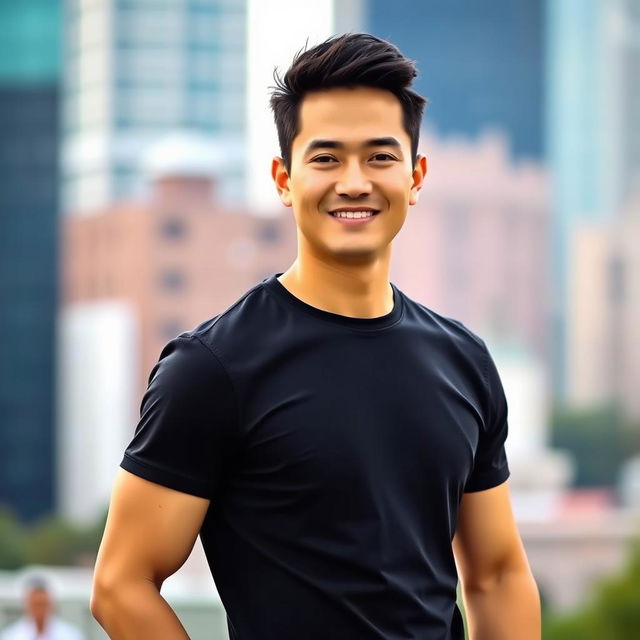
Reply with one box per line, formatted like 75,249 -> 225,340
90,569 -> 163,624
91,571 -> 124,623
90,576 -> 112,622
89,595 -> 103,624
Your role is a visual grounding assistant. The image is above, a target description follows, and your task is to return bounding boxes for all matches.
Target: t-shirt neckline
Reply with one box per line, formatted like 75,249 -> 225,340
263,272 -> 404,331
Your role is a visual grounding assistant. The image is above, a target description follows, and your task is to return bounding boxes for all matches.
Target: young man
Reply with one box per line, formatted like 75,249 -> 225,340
91,33 -> 541,639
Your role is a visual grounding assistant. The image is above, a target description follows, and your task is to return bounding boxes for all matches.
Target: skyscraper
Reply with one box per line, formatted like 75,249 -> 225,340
546,0 -> 640,399
367,0 -> 544,160
0,0 -> 61,522
62,0 -> 247,215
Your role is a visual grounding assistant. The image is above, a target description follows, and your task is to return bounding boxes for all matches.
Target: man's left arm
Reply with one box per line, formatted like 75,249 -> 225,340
452,480 -> 541,640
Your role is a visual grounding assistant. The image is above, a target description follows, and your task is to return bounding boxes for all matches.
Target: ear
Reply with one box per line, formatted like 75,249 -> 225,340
271,157 -> 292,207
409,154 -> 427,206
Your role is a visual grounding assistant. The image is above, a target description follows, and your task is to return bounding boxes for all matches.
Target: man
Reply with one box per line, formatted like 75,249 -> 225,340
1,578 -> 84,640
91,33 -> 541,639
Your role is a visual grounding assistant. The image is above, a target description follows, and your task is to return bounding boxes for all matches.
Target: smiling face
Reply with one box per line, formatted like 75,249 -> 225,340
272,86 -> 426,266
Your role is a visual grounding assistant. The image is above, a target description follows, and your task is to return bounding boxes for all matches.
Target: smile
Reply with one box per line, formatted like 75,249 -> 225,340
329,210 -> 380,219
329,210 -> 380,226
328,210 -> 380,225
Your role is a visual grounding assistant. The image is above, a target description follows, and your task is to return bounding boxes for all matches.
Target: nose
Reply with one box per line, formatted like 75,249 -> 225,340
335,160 -> 372,198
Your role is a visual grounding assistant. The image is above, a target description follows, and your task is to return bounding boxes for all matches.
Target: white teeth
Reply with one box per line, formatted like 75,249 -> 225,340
331,210 -> 376,219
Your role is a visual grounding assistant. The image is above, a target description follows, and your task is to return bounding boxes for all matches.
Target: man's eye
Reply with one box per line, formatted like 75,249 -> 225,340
311,155 -> 337,163
371,153 -> 395,162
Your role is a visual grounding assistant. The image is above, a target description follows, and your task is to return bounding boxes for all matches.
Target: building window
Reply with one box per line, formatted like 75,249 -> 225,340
256,220 -> 280,245
160,218 -> 186,240
160,269 -> 185,292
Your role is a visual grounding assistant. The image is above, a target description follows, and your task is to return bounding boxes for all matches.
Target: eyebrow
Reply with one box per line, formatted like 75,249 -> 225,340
304,137 -> 402,155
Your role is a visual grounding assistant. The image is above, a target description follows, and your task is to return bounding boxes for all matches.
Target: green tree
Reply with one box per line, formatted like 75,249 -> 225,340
550,403 -> 640,487
544,537 -> 640,640
25,507 -> 108,567
26,515 -> 86,566
0,504 -> 108,569
0,507 -> 27,569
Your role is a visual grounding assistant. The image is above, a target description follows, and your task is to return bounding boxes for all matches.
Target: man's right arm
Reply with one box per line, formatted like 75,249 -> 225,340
90,468 -> 211,639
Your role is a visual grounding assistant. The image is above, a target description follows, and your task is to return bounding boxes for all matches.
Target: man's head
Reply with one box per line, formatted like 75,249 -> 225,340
270,33 -> 427,174
269,33 -> 428,265
23,577 -> 53,627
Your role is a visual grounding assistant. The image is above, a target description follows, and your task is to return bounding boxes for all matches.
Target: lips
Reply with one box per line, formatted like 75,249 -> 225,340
326,211 -> 380,226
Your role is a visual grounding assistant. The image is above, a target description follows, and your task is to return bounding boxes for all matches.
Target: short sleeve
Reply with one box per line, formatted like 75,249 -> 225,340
120,335 -> 238,499
463,341 -> 511,492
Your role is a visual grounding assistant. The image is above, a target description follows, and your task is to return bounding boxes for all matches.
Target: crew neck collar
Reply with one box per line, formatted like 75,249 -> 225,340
263,272 -> 404,331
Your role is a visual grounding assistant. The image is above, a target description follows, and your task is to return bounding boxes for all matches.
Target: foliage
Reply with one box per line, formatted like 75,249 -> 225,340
0,507 -> 28,569
0,505 -> 108,570
550,403 -> 640,488
543,612 -> 595,640
544,537 -> 640,640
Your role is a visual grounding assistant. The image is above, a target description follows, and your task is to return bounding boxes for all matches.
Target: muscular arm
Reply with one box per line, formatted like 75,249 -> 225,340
91,469 -> 211,639
452,481 -> 541,640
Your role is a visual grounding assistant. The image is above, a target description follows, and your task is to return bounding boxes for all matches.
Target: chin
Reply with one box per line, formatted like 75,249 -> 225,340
327,245 -> 385,262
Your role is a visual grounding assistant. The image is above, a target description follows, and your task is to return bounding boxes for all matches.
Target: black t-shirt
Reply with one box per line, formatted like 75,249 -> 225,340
121,273 -> 510,640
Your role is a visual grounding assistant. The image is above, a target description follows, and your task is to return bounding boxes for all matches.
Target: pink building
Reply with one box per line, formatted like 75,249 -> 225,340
566,189 -> 640,419
61,175 -> 296,402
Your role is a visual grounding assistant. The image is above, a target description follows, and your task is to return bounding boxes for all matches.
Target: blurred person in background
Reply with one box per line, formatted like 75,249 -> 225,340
91,33 -> 540,639
0,577 -> 84,640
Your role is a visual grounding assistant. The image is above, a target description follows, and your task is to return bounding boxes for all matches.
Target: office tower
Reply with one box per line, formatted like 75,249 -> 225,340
546,0 -> 640,400
0,0 -> 61,522
62,0 -> 247,215
566,197 -> 640,420
367,0 -> 544,160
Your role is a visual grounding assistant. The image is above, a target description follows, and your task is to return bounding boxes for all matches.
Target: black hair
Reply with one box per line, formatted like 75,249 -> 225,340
270,33 -> 427,174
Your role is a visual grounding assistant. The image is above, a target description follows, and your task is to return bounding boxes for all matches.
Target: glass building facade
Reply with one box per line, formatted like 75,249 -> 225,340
546,0 -> 640,399
62,0 -> 247,214
367,0 -> 544,160
0,0 -> 61,522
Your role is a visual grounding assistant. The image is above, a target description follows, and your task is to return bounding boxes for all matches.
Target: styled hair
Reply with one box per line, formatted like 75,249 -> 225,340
269,33 -> 427,174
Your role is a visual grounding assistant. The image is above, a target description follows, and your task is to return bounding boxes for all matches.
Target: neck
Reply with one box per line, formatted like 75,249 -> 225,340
277,248 -> 394,319
34,619 -> 47,634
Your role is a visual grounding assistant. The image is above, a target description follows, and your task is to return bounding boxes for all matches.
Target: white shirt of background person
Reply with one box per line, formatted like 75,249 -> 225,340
0,580 -> 85,640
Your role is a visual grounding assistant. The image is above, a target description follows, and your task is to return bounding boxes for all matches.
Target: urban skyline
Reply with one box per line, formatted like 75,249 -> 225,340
0,5 -> 638,632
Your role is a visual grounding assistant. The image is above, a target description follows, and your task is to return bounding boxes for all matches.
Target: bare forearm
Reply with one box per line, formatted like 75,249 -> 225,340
461,568 -> 541,640
92,579 -> 190,640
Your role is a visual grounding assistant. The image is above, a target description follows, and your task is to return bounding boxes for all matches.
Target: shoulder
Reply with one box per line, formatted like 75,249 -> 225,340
179,278 -> 274,359
401,292 -> 487,358
51,618 -> 84,640
144,278 -> 276,399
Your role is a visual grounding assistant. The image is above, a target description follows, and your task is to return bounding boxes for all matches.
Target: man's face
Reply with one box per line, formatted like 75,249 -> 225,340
26,588 -> 52,625
272,86 -> 426,264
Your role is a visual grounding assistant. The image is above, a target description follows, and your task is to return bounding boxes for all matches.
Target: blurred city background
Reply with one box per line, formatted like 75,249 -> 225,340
0,0 -> 639,638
